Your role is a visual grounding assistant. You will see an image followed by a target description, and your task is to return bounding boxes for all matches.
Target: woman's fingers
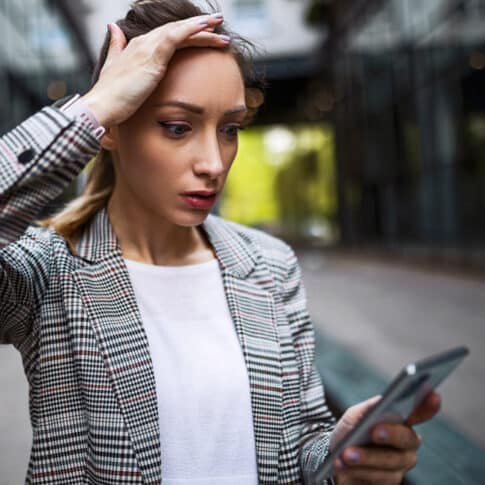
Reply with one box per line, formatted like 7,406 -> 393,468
334,422 -> 421,483
132,13 -> 226,80
406,391 -> 441,426
340,446 -> 418,471
336,445 -> 417,484
330,395 -> 382,451
332,392 -> 440,483
371,423 -> 422,450
181,31 -> 231,48
336,464 -> 405,485
151,13 -> 224,51
104,23 -> 128,64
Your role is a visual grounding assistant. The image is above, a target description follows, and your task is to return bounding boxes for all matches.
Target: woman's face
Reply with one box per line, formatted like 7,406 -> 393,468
107,47 -> 247,227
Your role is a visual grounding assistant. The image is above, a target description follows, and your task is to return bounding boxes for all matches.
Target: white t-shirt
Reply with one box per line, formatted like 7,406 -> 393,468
124,258 -> 259,485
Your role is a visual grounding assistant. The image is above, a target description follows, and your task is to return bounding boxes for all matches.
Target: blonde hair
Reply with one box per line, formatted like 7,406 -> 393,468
38,0 -> 265,252
39,151 -> 114,252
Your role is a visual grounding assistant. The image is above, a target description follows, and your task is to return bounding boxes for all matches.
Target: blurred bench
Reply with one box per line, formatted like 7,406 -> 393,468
313,329 -> 485,484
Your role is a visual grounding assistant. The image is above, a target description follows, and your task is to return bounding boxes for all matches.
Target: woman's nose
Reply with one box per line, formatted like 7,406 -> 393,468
193,136 -> 225,179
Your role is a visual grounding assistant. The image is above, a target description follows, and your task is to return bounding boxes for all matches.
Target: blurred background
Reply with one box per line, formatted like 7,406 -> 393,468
0,0 -> 484,483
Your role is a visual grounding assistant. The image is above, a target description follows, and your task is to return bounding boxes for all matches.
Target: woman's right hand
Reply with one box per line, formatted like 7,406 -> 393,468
82,13 -> 229,128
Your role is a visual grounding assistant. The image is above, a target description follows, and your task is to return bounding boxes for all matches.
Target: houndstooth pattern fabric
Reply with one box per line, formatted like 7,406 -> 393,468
0,107 -> 336,484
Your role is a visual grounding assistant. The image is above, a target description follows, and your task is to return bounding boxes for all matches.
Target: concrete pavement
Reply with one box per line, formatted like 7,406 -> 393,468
0,346 -> 30,485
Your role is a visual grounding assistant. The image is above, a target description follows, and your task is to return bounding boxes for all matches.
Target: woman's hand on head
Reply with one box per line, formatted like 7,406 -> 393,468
330,391 -> 441,484
82,13 -> 230,128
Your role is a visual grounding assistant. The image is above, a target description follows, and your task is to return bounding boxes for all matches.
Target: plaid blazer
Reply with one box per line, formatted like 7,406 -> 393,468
0,107 -> 336,484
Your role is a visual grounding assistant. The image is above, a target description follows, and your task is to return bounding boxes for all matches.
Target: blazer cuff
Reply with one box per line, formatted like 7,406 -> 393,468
59,94 -> 106,141
301,431 -> 333,484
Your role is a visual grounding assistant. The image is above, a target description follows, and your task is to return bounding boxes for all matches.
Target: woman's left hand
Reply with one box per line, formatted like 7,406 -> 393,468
330,391 -> 441,484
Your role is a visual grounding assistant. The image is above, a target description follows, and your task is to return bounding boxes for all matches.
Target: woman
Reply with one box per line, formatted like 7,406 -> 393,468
0,0 -> 439,483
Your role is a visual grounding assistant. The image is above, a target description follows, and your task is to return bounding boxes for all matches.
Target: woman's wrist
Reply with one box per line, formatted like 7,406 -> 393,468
58,93 -> 106,140
81,91 -> 112,129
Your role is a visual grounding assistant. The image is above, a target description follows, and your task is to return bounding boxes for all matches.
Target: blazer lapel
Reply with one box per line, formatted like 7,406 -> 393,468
73,209 -> 161,485
202,216 -> 283,484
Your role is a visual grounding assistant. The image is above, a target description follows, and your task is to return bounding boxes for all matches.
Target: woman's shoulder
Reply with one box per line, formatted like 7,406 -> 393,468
207,215 -> 297,270
0,225 -> 61,282
2,224 -> 64,260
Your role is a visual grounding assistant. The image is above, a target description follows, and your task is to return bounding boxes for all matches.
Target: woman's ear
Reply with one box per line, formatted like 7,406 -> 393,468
100,126 -> 118,151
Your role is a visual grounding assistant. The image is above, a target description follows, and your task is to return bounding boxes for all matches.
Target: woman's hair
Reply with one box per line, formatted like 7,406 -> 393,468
39,0 -> 265,252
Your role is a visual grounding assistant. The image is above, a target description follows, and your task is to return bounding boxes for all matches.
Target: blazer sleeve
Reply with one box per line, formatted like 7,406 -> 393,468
0,106 -> 100,246
0,106 -> 100,345
281,247 -> 337,484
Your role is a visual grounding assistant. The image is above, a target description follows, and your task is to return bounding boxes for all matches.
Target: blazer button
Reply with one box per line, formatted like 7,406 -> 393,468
18,148 -> 35,165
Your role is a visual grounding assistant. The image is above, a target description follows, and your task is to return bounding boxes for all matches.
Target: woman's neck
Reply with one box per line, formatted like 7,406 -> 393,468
107,193 -> 215,267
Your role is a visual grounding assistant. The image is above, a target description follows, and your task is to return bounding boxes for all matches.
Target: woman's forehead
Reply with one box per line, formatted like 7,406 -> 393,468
149,48 -> 245,105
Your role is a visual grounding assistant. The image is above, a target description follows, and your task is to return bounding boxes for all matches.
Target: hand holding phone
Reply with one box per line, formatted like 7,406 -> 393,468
307,346 -> 469,484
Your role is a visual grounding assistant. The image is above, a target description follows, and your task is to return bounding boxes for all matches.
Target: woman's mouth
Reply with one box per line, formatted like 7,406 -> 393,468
180,191 -> 218,210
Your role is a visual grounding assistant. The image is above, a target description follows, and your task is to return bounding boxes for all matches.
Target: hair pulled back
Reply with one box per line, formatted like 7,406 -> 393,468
40,0 -> 265,252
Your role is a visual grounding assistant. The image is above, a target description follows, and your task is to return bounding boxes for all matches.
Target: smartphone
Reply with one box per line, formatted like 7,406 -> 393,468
309,345 -> 469,484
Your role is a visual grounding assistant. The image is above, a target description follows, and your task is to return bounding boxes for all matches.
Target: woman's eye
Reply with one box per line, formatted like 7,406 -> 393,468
159,122 -> 191,137
222,124 -> 244,138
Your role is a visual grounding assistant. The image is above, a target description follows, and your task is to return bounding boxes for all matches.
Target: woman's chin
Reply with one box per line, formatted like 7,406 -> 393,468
173,210 -> 211,227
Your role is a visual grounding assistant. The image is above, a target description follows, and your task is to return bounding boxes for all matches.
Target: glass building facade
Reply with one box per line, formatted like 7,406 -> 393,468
0,0 -> 92,133
322,0 -> 485,264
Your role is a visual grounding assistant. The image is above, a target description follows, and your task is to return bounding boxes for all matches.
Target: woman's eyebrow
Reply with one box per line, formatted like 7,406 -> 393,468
153,100 -> 248,116
224,106 -> 249,116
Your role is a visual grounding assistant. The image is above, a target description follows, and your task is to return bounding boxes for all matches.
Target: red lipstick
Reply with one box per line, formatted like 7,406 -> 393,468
181,191 -> 218,210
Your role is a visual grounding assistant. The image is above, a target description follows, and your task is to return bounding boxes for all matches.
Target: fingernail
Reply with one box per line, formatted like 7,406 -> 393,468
211,12 -> 224,18
347,450 -> 360,463
334,458 -> 345,471
377,428 -> 389,442
197,19 -> 210,25
219,34 -> 231,42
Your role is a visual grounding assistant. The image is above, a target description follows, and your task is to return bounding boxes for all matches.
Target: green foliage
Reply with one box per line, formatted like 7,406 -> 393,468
221,128 -> 280,226
221,124 -> 338,241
